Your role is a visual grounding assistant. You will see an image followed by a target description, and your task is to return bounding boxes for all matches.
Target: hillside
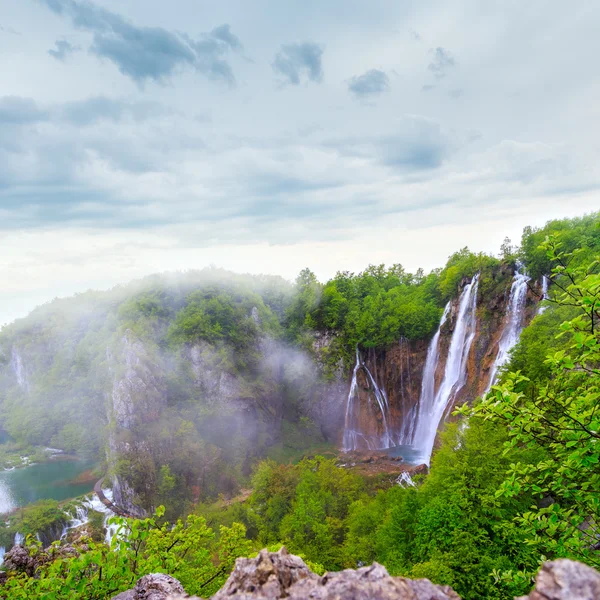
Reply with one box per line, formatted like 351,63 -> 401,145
0,212 -> 599,599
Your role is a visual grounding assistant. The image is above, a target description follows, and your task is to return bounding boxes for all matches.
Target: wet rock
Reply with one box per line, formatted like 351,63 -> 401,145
517,559 -> 600,600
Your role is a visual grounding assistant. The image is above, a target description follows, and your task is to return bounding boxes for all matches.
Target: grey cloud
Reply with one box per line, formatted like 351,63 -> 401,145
0,97 -> 48,124
272,42 -> 323,85
428,47 -> 456,79
328,117 -> 452,171
48,39 -> 80,61
348,69 -> 389,98
421,84 -> 435,92
39,0 -> 240,85
0,24 -> 21,35
61,96 -> 168,125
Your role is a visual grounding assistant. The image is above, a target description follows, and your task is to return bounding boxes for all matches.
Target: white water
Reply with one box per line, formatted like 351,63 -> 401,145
396,471 -> 416,488
342,347 -> 393,452
404,303 -> 451,448
60,489 -> 119,546
412,274 -> 479,465
538,275 -> 549,314
486,268 -> 530,390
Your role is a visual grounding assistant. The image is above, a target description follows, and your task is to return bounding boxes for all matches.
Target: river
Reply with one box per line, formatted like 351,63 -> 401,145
0,458 -> 96,514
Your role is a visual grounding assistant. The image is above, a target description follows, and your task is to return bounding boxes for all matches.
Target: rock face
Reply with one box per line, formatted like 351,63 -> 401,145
106,330 -> 167,516
115,548 -> 460,600
517,559 -> 600,600
113,550 -> 600,600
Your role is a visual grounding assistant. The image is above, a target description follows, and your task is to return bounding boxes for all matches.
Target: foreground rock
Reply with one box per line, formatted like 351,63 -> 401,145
112,548 -> 600,600
518,558 -> 600,600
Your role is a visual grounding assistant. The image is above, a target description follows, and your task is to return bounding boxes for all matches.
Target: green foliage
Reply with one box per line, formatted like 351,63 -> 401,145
466,237 -> 600,569
244,456 -> 364,569
520,211 -> 600,279
2,507 -> 252,599
296,265 -> 443,354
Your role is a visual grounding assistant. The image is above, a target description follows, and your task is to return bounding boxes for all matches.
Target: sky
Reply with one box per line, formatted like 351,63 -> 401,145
1,0 -> 599,326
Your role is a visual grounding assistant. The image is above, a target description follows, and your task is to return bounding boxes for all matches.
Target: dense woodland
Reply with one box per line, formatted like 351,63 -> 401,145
0,212 -> 599,599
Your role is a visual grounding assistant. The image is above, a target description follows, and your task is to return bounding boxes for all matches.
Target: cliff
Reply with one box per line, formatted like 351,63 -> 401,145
337,270 -> 543,454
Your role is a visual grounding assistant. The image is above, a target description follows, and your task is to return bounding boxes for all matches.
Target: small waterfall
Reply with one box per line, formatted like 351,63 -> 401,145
538,275 -> 549,314
14,532 -> 24,545
342,347 -> 393,452
412,274 -> 479,465
486,268 -> 530,390
396,472 -> 416,488
60,489 -> 120,545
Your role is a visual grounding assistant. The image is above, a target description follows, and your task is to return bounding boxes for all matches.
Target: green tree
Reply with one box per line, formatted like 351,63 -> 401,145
465,236 -> 600,569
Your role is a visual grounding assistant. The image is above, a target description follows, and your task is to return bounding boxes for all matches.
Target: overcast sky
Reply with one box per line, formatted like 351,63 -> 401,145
1,0 -> 599,325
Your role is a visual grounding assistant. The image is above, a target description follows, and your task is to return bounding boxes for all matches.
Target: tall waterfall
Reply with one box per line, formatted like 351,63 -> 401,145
401,303 -> 450,446
538,275 -> 549,314
412,274 -> 479,464
342,347 -> 393,452
486,268 -> 530,390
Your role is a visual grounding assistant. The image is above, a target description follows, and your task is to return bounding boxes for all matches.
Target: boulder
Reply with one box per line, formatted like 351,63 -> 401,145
517,559 -> 600,600
113,573 -> 185,600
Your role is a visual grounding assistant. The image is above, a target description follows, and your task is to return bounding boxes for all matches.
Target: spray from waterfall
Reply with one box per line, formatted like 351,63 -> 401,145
411,274 -> 479,465
342,347 -> 393,452
486,267 -> 530,391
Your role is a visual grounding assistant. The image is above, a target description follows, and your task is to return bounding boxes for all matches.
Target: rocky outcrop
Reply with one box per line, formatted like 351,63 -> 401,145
112,573 -> 185,600
106,330 -> 167,516
517,559 -> 600,600
112,550 -> 600,600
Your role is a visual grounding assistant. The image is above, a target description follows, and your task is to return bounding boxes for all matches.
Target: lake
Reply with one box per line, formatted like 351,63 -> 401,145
0,458 -> 96,514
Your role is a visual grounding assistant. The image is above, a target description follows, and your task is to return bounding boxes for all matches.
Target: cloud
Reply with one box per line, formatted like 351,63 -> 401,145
328,116 -> 453,171
60,96 -> 168,125
0,97 -> 48,124
0,24 -> 21,35
48,39 -> 80,61
272,42 -> 323,85
428,47 -> 456,79
39,0 -> 241,85
347,69 -> 389,98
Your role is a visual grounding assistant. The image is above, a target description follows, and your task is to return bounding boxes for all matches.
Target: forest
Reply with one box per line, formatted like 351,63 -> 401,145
0,212 -> 598,599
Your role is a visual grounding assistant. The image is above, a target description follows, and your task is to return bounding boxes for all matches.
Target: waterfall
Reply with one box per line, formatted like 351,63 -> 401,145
412,274 -> 479,465
14,532 -> 24,545
60,489 -> 120,545
342,347 -> 393,452
486,267 -> 530,390
403,303 -> 451,446
538,275 -> 549,314
396,472 -> 416,488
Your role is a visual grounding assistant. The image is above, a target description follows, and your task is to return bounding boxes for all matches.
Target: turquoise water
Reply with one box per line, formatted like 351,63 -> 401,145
383,444 -> 428,465
0,459 -> 96,514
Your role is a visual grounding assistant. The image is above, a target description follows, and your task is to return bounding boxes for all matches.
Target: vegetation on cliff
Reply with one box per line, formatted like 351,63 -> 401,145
0,212 -> 599,599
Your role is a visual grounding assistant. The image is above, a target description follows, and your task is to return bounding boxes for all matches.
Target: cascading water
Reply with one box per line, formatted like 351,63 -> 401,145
486,267 -> 530,390
342,347 -> 393,452
59,489 -> 120,545
411,274 -> 479,465
403,303 -> 451,447
538,275 -> 549,314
